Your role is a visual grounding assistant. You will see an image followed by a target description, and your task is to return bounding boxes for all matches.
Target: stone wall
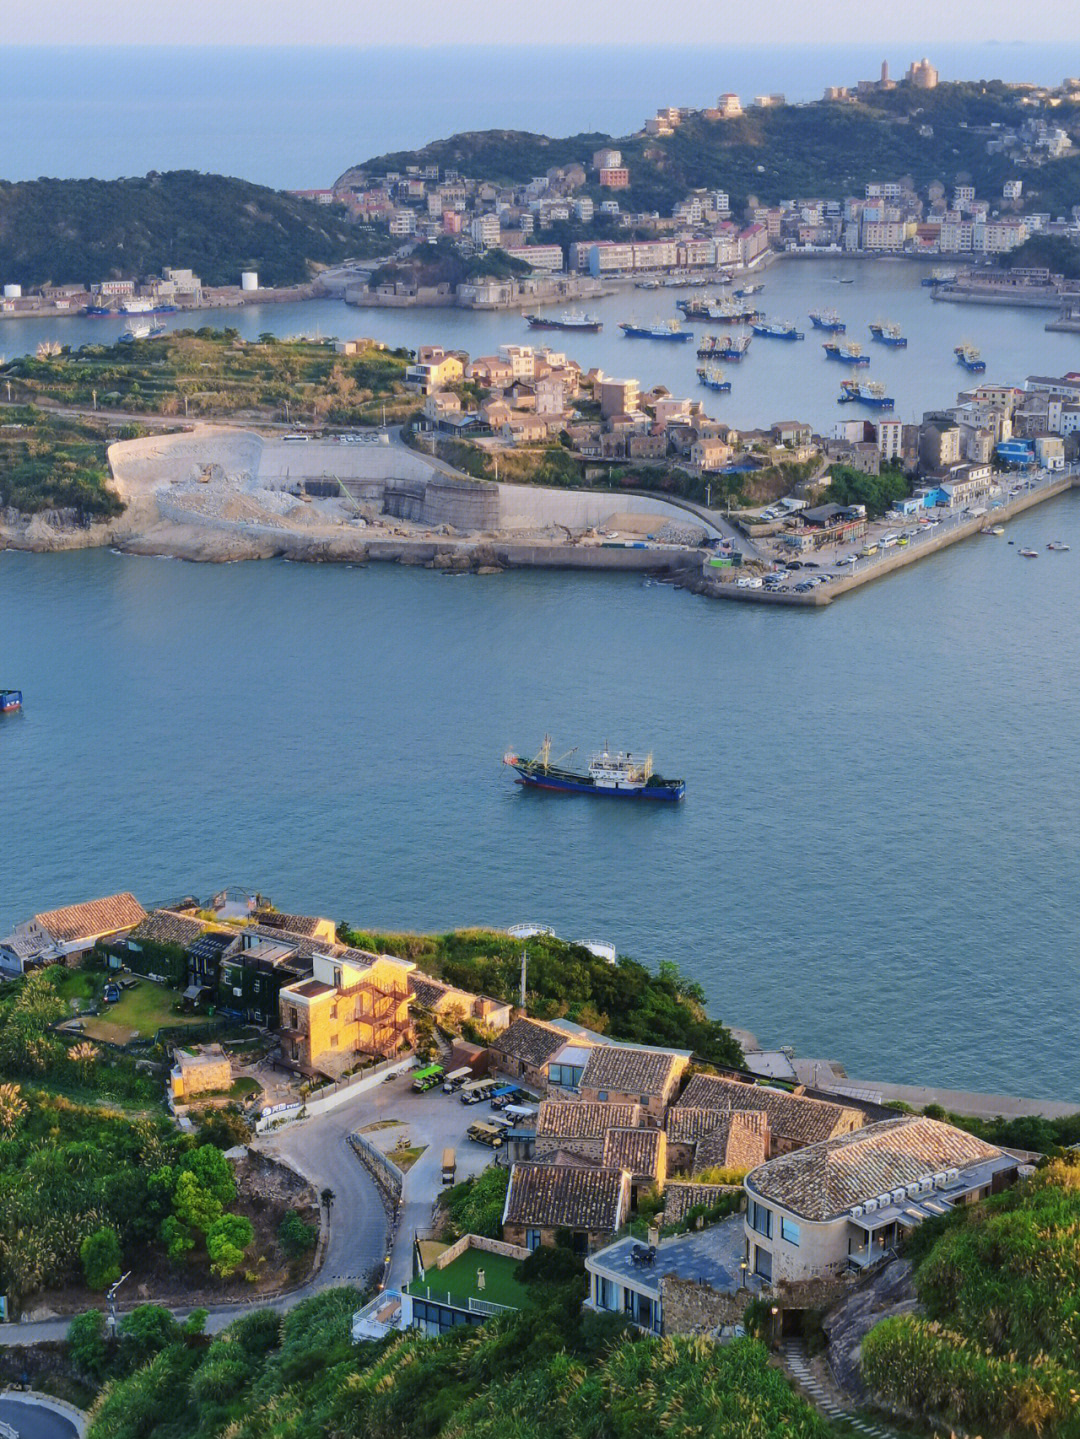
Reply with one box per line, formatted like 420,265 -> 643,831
661,1276 -> 751,1335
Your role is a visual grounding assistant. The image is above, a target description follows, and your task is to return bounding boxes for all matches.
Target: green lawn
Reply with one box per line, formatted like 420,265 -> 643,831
104,981 -> 207,1038
407,1248 -> 528,1311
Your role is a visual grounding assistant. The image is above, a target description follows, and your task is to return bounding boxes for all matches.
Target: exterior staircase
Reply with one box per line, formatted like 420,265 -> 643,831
779,1338 -> 902,1439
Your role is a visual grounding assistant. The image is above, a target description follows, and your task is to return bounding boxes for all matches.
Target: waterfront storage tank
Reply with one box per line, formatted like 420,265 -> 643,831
3,284 -> 22,299
241,271 -> 259,292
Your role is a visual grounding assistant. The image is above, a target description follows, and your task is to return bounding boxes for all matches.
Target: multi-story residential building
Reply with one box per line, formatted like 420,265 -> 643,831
278,948 -> 415,1076
861,220 -> 908,250
517,244 -> 565,272
586,241 -> 636,276
599,167 -> 630,189
919,413 -> 963,471
389,208 -> 417,238
716,93 -> 743,117
470,212 -> 502,248
592,148 -> 623,171
573,197 -> 594,222
876,418 -> 904,462
599,377 -> 640,419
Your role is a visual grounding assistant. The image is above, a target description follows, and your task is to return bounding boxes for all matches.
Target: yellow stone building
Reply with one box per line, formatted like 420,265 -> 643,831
279,949 -> 415,1077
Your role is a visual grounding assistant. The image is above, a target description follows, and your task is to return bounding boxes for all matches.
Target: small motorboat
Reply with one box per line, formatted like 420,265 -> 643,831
1019,548 -> 1039,558
1047,540 -> 1070,551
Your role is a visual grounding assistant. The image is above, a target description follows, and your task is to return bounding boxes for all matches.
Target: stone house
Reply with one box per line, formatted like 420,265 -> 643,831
1,892 -> 148,974
170,1044 -> 232,1102
601,1127 -> 668,1203
534,1100 -> 642,1163
408,973 -> 512,1032
577,1045 -> 689,1123
252,911 -> 339,947
490,1017 -> 574,1090
279,948 -> 415,1077
502,1160 -> 632,1253
676,1075 -> 865,1156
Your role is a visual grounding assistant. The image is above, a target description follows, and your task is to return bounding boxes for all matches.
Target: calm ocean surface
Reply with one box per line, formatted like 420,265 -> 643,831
3,498 -> 1078,1100
1,43 -> 1078,188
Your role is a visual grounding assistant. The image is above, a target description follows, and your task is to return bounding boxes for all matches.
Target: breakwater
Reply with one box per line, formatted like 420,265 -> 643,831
705,471 -> 1077,607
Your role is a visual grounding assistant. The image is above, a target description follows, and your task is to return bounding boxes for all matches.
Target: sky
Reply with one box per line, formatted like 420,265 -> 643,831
6,0 -> 1080,46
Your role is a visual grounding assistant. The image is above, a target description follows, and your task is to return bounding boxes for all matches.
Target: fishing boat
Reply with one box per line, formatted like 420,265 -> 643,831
869,321 -> 908,347
677,296 -> 723,319
696,363 -> 731,392
751,319 -> 804,341
809,309 -> 846,333
524,309 -> 602,332
734,282 -> 764,297
697,334 -> 752,361
0,689 -> 22,713
119,321 -> 152,342
503,737 -> 685,801
83,305 -> 112,317
619,318 -> 694,341
838,379 -> 894,409
955,344 -> 986,373
823,341 -> 870,365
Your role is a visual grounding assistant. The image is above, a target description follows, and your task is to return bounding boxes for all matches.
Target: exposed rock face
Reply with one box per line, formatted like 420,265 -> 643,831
824,1258 -> 918,1401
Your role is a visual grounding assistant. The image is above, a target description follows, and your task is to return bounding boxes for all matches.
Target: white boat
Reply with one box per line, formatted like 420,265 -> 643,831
119,321 -> 152,342
1019,548 -> 1039,558
1047,541 -> 1070,551
120,298 -> 154,314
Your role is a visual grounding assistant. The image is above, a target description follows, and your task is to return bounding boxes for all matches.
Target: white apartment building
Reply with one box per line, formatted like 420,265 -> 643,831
470,213 -> 502,248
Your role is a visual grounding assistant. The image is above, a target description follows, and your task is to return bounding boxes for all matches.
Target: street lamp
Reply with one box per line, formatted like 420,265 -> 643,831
739,1259 -> 748,1291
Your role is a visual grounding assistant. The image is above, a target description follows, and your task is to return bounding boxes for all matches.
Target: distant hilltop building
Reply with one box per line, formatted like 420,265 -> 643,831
716,94 -> 743,118
907,57 -> 939,89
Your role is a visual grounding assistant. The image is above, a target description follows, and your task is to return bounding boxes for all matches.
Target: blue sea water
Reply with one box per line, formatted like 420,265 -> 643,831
2,493 -> 1079,1101
1,43 -> 1078,188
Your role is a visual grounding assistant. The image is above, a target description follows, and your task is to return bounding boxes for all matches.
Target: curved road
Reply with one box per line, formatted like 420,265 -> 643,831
0,1396 -> 80,1439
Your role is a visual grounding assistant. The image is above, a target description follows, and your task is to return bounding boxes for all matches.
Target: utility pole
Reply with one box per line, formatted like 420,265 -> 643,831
105,1271 -> 131,1338
519,948 -> 527,1011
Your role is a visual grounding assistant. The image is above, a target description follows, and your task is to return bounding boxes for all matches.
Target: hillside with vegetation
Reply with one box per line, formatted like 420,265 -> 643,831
337,926 -> 743,1069
0,171 -> 382,289
0,407 -> 125,517
352,81 -> 1080,217
861,1156 -> 1080,1437
1,330 -> 413,425
82,1263 -> 830,1439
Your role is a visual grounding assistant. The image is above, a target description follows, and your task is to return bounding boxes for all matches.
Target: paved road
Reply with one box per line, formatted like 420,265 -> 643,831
0,1069 -> 507,1346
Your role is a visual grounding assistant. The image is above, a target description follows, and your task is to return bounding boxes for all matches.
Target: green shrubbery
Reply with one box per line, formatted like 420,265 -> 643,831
81,1279 -> 829,1439
862,1158 -> 1080,1436
440,1165 -> 510,1240
338,927 -> 742,1070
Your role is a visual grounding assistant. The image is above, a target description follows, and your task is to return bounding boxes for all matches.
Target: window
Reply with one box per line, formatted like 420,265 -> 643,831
640,1095 -> 649,1107
525,1229 -> 542,1252
330,1035 -> 339,1048
598,1091 -> 609,1103
288,1008 -> 298,1029
595,1276 -> 614,1310
754,1245 -> 773,1282
749,1201 -> 773,1239
781,1218 -> 801,1247
330,1004 -> 338,1020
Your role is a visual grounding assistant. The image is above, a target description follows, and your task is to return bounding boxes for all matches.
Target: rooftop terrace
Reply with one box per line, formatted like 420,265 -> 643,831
405,1248 -> 527,1312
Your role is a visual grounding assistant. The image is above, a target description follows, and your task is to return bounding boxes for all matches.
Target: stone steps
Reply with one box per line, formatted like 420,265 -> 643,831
779,1338 -> 902,1439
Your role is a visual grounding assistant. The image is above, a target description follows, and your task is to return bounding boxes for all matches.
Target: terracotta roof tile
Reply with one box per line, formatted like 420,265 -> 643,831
493,1017 -> 569,1070
34,892 -> 147,943
601,1127 -> 665,1179
747,1117 -> 1005,1222
665,1107 -> 728,1147
692,1111 -> 769,1175
127,910 -> 210,950
252,910 -> 329,939
580,1045 -> 681,1098
409,975 -> 453,1010
536,1101 -> 641,1139
504,1162 -> 628,1231
678,1074 -> 865,1146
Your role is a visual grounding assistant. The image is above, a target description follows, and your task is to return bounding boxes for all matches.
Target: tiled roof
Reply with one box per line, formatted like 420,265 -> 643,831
252,910 -> 329,939
188,932 -> 235,963
535,1148 -> 601,1168
409,974 -> 452,1010
536,1101 -> 641,1139
665,1107 -> 728,1147
662,1183 -> 738,1228
127,910 -> 208,950
1,933 -> 53,961
601,1127 -> 665,1179
693,1111 -> 769,1175
493,1017 -> 568,1070
747,1117 -> 1004,1222
580,1044 -> 681,1098
34,892 -> 147,943
678,1074 -> 865,1146
504,1162 -> 627,1231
